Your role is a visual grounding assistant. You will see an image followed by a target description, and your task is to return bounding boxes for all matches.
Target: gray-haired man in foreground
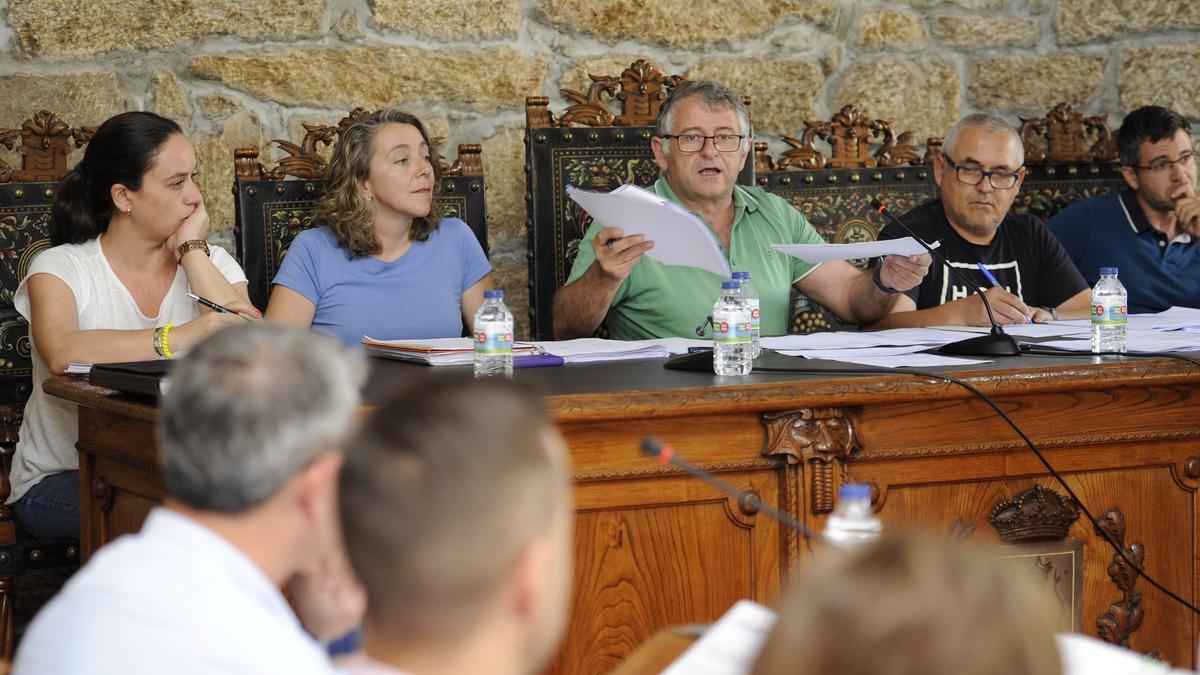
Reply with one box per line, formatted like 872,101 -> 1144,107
17,324 -> 364,675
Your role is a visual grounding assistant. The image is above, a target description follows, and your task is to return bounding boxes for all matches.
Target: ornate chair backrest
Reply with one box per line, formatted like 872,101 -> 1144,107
234,108 -> 488,311
524,59 -> 755,340
755,106 -> 937,333
1014,102 -> 1124,221
0,112 -> 93,438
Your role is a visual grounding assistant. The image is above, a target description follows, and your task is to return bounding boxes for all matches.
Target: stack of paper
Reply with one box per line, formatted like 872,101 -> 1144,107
362,337 -> 537,365
531,338 -> 670,363
566,184 -> 730,276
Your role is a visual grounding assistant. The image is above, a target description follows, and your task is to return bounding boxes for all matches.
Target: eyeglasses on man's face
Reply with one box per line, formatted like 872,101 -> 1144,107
942,155 -> 1023,190
1133,150 -> 1197,174
661,133 -> 745,153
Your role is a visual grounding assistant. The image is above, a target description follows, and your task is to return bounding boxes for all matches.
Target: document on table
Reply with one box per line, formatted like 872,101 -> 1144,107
531,338 -> 670,363
660,600 -> 778,675
771,237 -> 938,263
566,184 -> 730,277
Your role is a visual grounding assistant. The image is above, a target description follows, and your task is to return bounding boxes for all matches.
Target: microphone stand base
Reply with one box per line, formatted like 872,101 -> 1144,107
937,332 -> 1021,357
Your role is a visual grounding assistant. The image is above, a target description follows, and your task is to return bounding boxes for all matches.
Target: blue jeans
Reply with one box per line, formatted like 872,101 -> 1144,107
13,470 -> 80,539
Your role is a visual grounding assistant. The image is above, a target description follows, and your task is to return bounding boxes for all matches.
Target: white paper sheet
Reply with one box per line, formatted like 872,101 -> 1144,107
824,353 -> 993,368
928,323 -> 1092,338
566,184 -> 731,276
775,344 -> 934,359
660,600 -> 778,675
770,237 -> 938,263
531,338 -> 668,363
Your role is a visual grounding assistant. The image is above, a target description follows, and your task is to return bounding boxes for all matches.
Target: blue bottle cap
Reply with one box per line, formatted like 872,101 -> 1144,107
1099,267 -> 1118,276
484,290 -> 504,299
732,271 -> 749,280
839,483 -> 871,500
721,281 -> 741,290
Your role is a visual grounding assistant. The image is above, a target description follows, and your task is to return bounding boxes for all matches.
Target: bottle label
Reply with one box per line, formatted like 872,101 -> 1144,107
1091,300 -> 1128,325
746,299 -> 761,331
474,321 -> 513,355
713,309 -> 751,343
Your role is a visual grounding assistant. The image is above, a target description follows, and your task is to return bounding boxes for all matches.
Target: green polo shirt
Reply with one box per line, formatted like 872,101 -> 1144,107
565,174 -> 824,340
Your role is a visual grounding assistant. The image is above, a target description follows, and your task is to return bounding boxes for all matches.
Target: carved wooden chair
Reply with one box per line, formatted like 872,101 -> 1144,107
1014,102 -> 1124,221
524,59 -> 754,340
234,108 -> 489,311
754,106 -> 938,333
0,111 -> 88,659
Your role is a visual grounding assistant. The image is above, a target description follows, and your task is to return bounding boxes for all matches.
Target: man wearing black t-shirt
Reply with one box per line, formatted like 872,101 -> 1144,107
871,114 -> 1092,328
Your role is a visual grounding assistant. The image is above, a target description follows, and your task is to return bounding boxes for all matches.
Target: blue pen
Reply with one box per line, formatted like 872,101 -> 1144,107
976,262 -> 1031,323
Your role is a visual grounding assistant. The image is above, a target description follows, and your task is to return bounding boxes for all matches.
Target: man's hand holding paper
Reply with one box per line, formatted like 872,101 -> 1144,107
592,226 -> 654,283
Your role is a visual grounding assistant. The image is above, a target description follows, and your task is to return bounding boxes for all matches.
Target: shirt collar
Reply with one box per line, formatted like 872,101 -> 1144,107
143,507 -> 303,630
1120,187 -> 1193,243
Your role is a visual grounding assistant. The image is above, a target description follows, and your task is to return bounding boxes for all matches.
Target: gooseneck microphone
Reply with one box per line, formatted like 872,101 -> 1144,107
870,199 -> 1020,357
640,437 -> 827,544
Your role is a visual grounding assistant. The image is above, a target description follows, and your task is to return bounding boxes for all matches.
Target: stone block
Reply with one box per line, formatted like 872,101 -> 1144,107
198,95 -> 239,123
8,0 -> 326,57
537,0 -> 838,47
931,15 -> 1038,48
1055,0 -> 1200,46
907,0 -> 1006,9
480,125 -> 526,243
831,58 -> 960,143
969,55 -> 1105,110
151,70 -> 193,129
859,8 -> 926,50
193,112 -> 268,235
689,58 -> 825,136
189,47 -> 549,112
371,0 -> 521,40
1120,45 -> 1200,119
487,246 -> 531,339
0,71 -> 131,132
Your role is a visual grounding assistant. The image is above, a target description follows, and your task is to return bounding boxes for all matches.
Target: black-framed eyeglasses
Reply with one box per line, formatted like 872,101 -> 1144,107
1132,150 -> 1197,174
942,155 -> 1023,190
661,134 -> 746,153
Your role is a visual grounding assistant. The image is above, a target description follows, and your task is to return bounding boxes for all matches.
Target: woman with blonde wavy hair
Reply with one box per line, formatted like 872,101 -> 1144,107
266,109 -> 493,345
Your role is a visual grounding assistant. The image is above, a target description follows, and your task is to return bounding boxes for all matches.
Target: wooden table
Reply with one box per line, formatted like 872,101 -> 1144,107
48,352 -> 1200,672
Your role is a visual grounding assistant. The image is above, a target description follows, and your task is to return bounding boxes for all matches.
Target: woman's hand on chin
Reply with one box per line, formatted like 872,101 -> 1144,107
169,198 -> 211,251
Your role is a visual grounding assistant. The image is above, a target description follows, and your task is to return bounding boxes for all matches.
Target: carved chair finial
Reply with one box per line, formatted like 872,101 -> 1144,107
1019,102 -> 1118,163
0,110 -> 92,183
771,105 -> 923,171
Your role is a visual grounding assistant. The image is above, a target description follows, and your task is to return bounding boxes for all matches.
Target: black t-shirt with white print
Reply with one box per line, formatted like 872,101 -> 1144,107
878,199 -> 1088,310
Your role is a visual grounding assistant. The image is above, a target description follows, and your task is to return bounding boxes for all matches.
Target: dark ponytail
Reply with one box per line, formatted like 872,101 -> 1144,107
50,111 -> 183,246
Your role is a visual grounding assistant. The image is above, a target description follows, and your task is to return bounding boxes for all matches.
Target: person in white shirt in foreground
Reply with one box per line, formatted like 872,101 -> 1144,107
15,324 -> 365,675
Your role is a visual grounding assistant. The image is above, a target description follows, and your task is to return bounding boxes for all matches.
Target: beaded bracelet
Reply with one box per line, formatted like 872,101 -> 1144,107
161,323 -> 176,360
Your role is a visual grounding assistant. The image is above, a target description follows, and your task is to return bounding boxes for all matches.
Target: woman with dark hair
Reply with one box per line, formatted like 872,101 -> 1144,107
11,111 -> 255,538
265,109 -> 493,345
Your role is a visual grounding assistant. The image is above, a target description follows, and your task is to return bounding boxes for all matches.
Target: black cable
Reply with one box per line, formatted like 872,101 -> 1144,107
752,357 -> 1200,615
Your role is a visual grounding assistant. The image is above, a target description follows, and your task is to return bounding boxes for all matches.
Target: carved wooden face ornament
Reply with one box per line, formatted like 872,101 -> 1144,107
362,123 -> 434,227
650,95 -> 750,212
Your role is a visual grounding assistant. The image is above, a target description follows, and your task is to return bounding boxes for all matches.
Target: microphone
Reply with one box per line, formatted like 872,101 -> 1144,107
869,199 -> 1020,357
640,437 -> 827,544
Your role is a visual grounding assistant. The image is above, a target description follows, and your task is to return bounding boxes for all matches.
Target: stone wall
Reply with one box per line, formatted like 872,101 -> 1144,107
1,0 -> 1197,336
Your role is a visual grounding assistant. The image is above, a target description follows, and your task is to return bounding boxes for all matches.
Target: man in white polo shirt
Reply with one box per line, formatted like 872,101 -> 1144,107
15,324 -> 365,674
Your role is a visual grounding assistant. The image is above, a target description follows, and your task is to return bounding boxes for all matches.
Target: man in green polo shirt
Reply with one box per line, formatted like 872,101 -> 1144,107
553,79 -> 931,341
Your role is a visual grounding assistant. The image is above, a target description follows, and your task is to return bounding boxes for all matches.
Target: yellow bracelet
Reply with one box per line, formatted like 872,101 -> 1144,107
161,323 -> 175,359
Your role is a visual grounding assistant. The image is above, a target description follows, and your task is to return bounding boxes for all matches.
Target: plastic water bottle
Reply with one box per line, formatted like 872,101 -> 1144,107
823,483 -> 883,548
733,271 -> 761,358
712,281 -> 753,376
473,289 -> 514,378
1091,267 -> 1127,354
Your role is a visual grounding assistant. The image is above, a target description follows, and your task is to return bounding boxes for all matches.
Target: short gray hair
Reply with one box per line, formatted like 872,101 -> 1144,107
656,79 -> 751,149
943,113 -> 1025,166
159,324 -> 366,512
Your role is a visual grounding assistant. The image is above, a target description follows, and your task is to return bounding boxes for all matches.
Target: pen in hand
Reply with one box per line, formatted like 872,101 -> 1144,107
187,293 -> 253,321
975,263 -> 1031,324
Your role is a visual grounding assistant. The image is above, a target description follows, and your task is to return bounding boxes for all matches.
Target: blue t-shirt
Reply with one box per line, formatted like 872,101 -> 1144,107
272,219 -> 491,345
1048,189 -> 1200,314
